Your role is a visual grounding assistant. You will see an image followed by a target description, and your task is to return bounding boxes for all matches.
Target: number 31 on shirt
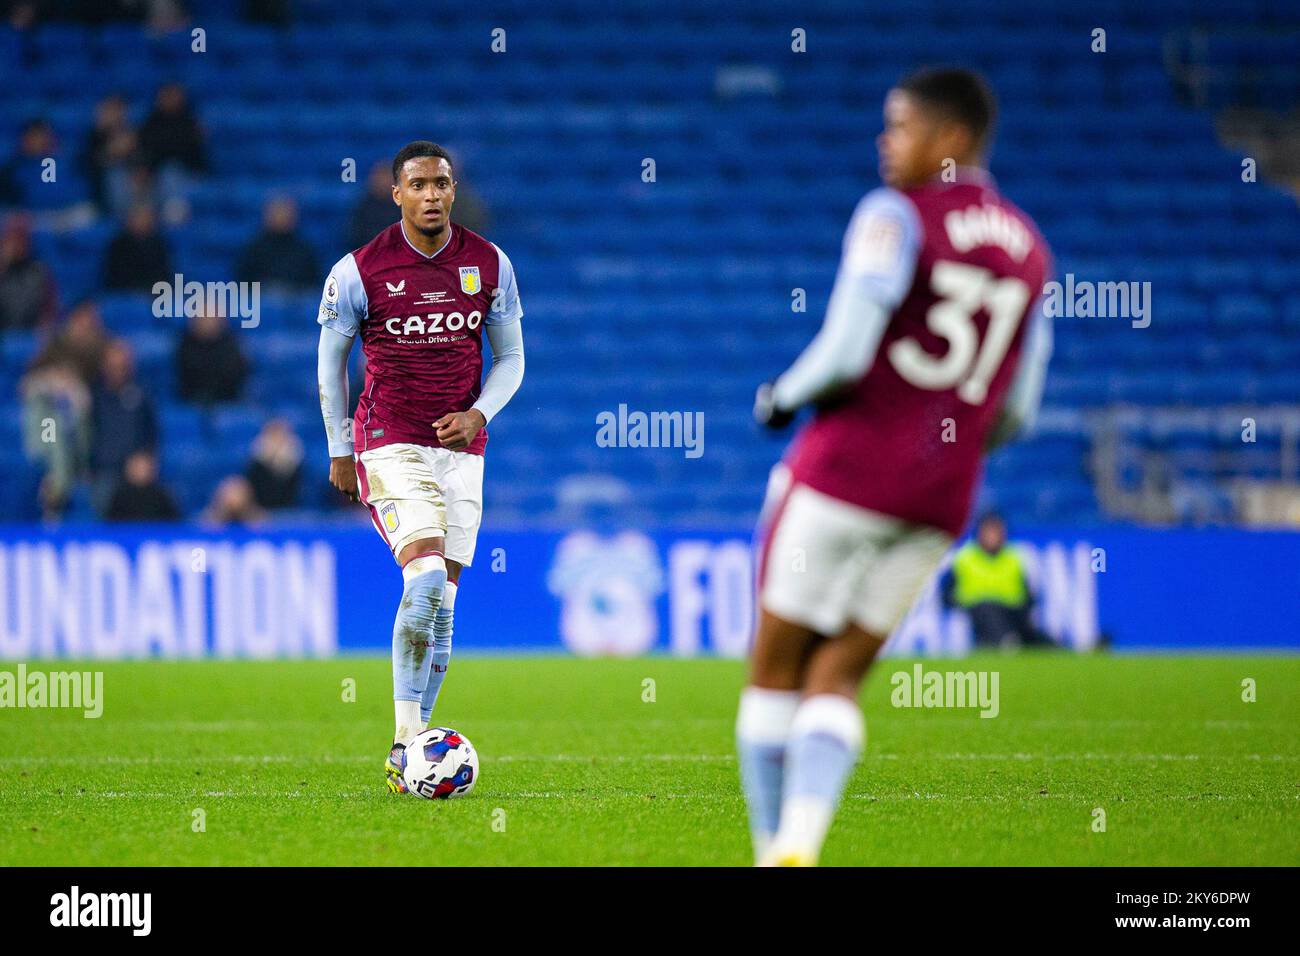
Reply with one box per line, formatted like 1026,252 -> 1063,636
887,260 -> 1032,406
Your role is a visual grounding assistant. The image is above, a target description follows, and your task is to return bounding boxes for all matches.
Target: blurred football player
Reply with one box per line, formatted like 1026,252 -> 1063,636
739,68 -> 1053,864
316,141 -> 525,792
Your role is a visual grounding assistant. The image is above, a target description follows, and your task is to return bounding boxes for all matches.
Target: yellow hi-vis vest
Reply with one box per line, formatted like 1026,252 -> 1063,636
951,542 -> 1028,608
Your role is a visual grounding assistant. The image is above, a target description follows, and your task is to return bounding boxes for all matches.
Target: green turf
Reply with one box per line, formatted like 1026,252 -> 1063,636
0,654 -> 1296,866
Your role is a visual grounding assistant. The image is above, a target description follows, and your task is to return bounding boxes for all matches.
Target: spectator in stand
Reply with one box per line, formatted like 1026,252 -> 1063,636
12,1 -> 149,27
81,93 -> 140,219
450,176 -> 491,235
241,0 -> 291,27
201,474 -> 266,527
0,118 -> 95,226
0,213 -> 57,329
175,309 -> 249,404
137,83 -> 205,224
90,339 -> 158,513
25,299 -> 107,384
138,83 -> 206,173
347,160 -> 399,248
102,202 -> 172,290
19,301 -> 109,518
5,1 -> 37,30
245,417 -> 304,509
236,196 -> 318,291
105,449 -> 180,522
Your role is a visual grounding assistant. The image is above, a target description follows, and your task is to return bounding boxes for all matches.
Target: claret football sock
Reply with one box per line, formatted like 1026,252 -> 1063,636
392,553 -> 447,745
736,686 -> 800,862
769,694 -> 864,866
420,581 -> 456,726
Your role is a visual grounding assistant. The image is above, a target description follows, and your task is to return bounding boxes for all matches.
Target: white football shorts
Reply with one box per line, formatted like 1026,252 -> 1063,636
758,466 -> 952,637
355,442 -> 485,567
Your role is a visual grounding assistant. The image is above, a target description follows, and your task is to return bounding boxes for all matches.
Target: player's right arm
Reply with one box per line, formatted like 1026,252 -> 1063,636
316,254 -> 367,501
755,188 -> 922,427
985,302 -> 1052,450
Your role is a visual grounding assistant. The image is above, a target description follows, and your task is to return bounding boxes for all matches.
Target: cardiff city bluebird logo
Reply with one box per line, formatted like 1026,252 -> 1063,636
546,531 -> 665,656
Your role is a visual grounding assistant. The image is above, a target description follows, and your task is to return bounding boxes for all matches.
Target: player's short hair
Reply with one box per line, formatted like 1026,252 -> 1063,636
896,67 -> 997,148
392,141 -> 454,183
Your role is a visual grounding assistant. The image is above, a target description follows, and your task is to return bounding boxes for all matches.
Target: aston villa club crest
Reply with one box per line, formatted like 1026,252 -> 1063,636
459,266 -> 481,295
380,502 -> 400,533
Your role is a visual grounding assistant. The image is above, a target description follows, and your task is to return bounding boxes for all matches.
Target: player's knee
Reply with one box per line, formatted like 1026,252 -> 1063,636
398,553 -> 447,632
397,536 -> 446,568
749,611 -> 822,690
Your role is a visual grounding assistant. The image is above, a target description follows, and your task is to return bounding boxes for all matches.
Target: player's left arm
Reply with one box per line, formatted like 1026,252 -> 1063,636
435,244 -> 526,450
755,188 -> 922,427
985,302 -> 1052,450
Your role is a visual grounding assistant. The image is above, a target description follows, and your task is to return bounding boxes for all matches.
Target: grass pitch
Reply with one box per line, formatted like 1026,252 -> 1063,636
1,654 -> 1296,866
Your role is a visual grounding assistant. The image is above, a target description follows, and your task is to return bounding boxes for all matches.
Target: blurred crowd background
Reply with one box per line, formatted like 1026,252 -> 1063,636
2,0 -> 1298,532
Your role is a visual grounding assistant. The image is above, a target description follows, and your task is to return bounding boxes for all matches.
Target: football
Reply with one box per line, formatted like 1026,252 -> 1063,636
401,727 -> 479,799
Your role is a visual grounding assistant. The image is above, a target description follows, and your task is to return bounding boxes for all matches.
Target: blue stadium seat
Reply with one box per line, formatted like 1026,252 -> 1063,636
1,1 -> 1296,527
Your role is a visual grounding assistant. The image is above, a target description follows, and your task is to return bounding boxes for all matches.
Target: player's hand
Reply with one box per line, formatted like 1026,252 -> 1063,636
434,409 -> 486,451
754,382 -> 795,430
329,455 -> 360,502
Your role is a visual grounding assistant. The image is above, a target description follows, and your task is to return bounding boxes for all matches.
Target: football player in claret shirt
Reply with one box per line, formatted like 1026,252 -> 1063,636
739,69 -> 1054,864
316,141 -> 525,793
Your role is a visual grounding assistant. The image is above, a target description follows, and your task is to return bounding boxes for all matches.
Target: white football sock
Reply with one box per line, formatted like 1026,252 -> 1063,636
735,687 -> 800,863
769,694 -> 864,865
394,699 -> 423,747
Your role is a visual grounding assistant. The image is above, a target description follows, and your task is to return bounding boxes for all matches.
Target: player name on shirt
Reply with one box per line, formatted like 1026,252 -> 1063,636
944,203 -> 1033,262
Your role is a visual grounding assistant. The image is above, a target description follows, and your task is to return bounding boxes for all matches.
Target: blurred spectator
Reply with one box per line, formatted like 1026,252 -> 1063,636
103,203 -> 172,290
105,449 -> 180,522
0,213 -> 57,329
347,161 -> 399,248
19,301 -> 109,518
23,1 -> 147,26
137,83 -> 205,224
237,196 -> 318,290
90,339 -> 158,510
138,82 -> 205,174
0,118 -> 94,224
940,512 -> 1056,649
241,0 -> 290,27
201,474 -> 266,527
25,299 -> 107,386
6,1 -> 37,29
450,177 -> 491,235
176,310 -> 249,403
141,0 -> 189,32
0,118 -> 52,207
245,418 -> 304,509
81,93 -> 140,218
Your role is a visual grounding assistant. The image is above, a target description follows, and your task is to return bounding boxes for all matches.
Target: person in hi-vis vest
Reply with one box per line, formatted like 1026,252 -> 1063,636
940,512 -> 1055,649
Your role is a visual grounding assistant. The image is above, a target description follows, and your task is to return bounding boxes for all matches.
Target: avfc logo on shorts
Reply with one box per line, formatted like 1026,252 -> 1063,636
459,266 -> 481,295
380,502 -> 400,534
